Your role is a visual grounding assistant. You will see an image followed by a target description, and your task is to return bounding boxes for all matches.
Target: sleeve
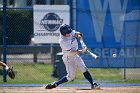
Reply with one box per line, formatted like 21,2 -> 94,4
60,40 -> 72,51
71,30 -> 77,36
71,30 -> 81,37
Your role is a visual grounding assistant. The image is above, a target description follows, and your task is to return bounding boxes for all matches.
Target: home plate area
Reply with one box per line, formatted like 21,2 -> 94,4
0,86 -> 140,93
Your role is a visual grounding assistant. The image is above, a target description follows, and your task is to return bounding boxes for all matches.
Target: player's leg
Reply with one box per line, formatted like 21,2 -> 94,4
83,71 -> 100,89
45,75 -> 69,89
75,56 -> 94,86
45,56 -> 76,89
55,56 -> 76,83
75,55 -> 100,89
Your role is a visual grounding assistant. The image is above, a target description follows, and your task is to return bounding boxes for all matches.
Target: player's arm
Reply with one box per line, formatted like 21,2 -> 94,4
67,32 -> 87,55
69,48 -> 88,55
0,61 -> 15,79
74,32 -> 82,40
0,61 -> 9,70
74,32 -> 87,49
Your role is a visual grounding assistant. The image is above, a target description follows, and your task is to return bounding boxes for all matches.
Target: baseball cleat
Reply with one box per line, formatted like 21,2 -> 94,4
45,82 -> 57,89
91,82 -> 100,89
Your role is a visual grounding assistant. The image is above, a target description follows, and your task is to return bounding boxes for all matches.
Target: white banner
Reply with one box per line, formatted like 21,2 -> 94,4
33,5 -> 70,43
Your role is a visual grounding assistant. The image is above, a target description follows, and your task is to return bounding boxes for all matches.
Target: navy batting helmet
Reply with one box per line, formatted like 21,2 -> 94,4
59,24 -> 72,36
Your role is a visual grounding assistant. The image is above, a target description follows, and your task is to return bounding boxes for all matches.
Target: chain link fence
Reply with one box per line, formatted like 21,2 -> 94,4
0,0 -> 63,83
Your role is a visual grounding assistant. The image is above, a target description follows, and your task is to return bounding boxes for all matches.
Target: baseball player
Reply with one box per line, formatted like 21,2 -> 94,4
45,24 -> 100,89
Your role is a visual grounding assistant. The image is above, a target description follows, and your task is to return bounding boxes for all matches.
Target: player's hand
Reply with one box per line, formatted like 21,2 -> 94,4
82,44 -> 87,49
82,47 -> 88,52
76,32 -> 83,40
77,35 -> 82,40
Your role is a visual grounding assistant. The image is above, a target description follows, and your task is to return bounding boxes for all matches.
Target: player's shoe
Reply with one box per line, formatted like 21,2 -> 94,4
91,82 -> 100,89
45,82 -> 57,89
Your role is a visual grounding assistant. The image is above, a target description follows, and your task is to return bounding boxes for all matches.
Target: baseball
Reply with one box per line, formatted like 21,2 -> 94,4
112,54 -> 117,58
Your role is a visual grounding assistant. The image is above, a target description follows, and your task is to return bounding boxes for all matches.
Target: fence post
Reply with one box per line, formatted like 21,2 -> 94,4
33,52 -> 37,63
2,0 -> 7,82
0,54 -> 1,61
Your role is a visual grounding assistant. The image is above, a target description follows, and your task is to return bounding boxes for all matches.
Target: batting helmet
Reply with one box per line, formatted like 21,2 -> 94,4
59,24 -> 72,36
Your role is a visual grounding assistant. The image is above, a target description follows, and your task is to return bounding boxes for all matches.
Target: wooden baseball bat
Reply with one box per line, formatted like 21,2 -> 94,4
87,50 -> 99,59
79,39 -> 99,59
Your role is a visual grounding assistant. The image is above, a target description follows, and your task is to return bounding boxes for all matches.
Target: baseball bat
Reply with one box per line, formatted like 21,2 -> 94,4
79,39 -> 99,59
87,50 -> 99,59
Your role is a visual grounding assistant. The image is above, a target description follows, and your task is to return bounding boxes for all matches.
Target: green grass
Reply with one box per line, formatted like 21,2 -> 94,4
0,63 -> 140,84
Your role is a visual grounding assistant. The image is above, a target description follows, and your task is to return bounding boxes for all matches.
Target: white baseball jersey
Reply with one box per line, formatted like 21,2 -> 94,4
59,30 -> 87,81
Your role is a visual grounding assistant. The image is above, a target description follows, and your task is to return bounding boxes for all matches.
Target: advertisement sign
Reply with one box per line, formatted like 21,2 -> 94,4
33,5 -> 69,43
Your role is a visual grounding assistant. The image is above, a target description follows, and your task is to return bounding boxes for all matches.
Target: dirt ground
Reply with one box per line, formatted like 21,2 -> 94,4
0,86 -> 140,93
